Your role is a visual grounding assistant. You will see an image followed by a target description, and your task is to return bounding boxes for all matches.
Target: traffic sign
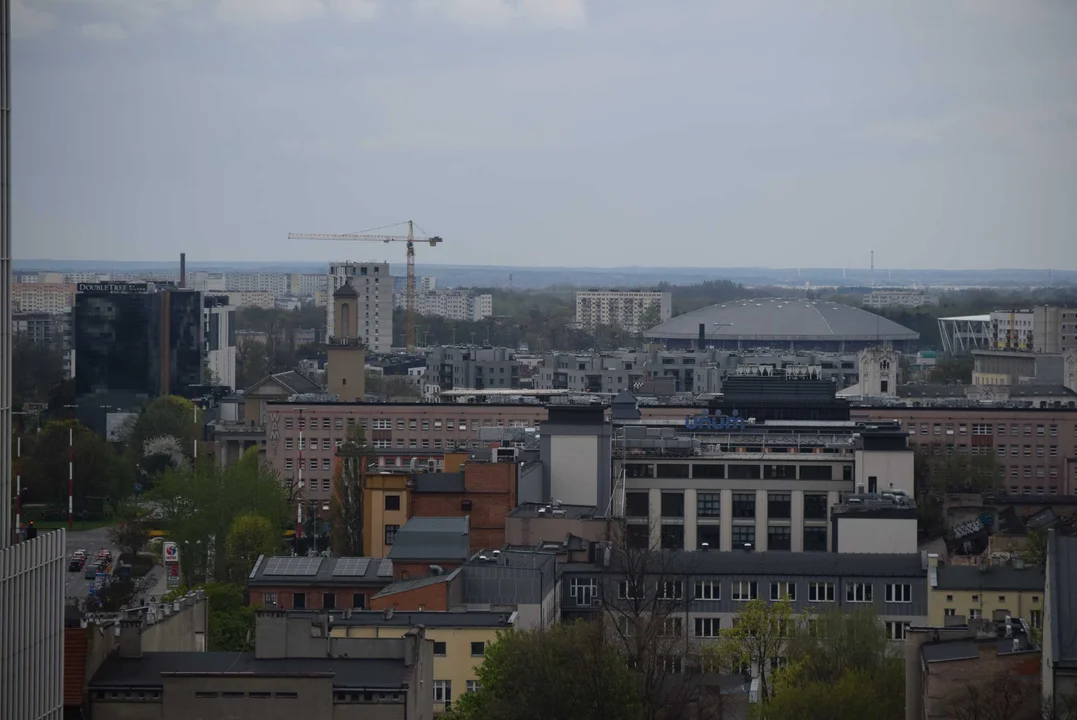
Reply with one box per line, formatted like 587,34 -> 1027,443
163,542 -> 179,564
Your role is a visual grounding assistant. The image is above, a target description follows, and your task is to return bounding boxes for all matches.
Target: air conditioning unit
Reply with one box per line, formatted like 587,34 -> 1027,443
494,448 -> 518,463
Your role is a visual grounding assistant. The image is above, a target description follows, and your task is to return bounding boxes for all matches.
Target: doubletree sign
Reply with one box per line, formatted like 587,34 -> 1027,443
684,410 -> 747,431
76,282 -> 149,293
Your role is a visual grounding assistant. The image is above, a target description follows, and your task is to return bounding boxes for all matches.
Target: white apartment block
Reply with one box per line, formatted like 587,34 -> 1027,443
288,273 -> 326,298
575,290 -> 672,333
227,291 -> 276,309
12,283 -> 76,314
990,310 -> 1036,351
327,261 -> 393,352
862,290 -> 939,309
394,290 -> 493,321
226,272 -> 288,295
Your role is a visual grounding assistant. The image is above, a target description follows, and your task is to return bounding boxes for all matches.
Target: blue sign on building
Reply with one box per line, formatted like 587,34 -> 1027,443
684,410 -> 746,431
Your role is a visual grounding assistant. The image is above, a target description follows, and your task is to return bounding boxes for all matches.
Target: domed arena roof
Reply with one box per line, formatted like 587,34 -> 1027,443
643,298 -> 919,344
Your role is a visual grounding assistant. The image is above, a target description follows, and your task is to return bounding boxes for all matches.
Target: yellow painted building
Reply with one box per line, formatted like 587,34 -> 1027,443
927,554 -> 1045,628
363,471 -> 411,557
361,452 -> 473,558
329,610 -> 516,710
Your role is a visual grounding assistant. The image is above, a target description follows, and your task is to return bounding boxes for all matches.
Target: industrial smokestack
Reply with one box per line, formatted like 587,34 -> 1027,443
179,253 -> 186,288
698,323 -> 705,351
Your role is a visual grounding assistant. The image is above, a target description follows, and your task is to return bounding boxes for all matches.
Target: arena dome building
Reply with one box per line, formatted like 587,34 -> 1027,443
643,297 -> 919,352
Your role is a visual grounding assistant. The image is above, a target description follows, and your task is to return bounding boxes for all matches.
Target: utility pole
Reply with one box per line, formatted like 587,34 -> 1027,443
64,404 -> 77,529
192,403 -> 198,472
297,409 -> 304,543
12,411 -> 29,537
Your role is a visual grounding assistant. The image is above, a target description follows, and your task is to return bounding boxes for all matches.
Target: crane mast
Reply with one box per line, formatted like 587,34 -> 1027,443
287,221 -> 442,350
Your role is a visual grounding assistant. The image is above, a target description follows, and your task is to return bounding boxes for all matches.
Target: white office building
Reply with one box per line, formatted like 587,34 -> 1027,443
327,261 -> 393,352
204,296 -> 237,390
990,310 -> 1036,351
575,290 -> 672,332
862,290 -> 939,309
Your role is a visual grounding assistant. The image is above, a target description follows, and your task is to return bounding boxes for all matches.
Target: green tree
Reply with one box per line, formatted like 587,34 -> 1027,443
329,425 -> 371,557
709,596 -> 793,703
23,419 -> 130,512
1022,528 -> 1048,567
121,395 -> 197,472
760,608 -> 904,720
163,582 -> 258,652
449,621 -> 639,720
638,302 -> 663,332
226,514 -> 280,582
149,447 -> 288,585
108,514 -> 150,560
11,334 -> 66,405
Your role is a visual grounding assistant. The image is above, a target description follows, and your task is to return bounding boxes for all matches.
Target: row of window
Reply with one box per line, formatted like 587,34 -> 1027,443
625,463 -> 848,482
569,578 -> 915,604
912,422 -> 1063,437
626,491 -> 831,521
996,444 -> 1060,457
625,523 -> 829,552
433,680 -> 480,703
195,691 -> 298,700
284,416 -> 531,431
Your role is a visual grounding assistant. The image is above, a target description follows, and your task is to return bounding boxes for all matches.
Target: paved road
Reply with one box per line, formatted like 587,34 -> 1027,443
63,527 -> 168,604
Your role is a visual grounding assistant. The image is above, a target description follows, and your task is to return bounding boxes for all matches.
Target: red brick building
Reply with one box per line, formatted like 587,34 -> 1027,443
368,571 -> 461,612
851,407 -> 1077,494
246,555 -> 395,611
410,455 -> 517,550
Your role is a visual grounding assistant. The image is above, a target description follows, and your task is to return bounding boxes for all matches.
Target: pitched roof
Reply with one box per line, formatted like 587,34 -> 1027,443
372,570 -> 459,599
333,282 -> 359,298
246,370 -> 323,395
935,565 -> 1044,592
90,652 -> 410,690
387,517 -> 470,561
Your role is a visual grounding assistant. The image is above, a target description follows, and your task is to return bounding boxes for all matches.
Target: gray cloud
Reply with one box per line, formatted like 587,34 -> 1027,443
10,0 -> 1077,270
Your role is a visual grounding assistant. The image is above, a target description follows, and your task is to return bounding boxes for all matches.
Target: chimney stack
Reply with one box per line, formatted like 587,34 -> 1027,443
179,253 -> 186,288
698,323 -> 706,351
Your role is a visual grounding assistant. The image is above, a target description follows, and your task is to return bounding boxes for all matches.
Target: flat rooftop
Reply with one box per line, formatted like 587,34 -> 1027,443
90,652 -> 410,690
508,503 -> 600,520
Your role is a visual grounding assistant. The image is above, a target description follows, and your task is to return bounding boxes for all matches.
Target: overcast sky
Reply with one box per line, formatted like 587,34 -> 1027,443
11,0 -> 1077,270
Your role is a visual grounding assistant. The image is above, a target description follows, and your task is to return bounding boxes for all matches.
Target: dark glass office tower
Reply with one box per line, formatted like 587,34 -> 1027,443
74,284 -> 205,412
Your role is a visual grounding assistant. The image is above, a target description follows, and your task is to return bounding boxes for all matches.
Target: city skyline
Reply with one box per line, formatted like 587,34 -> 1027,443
10,0 -> 1077,270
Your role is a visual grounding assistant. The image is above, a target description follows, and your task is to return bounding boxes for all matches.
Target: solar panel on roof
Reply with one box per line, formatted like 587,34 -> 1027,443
333,558 -> 371,577
377,559 -> 394,577
263,556 -> 323,576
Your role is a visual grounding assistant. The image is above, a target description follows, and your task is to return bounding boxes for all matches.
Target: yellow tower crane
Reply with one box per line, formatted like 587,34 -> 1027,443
288,221 -> 443,349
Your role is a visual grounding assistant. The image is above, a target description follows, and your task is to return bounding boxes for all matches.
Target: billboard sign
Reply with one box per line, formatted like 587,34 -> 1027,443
684,410 -> 747,432
163,542 -> 179,564
76,282 -> 149,294
166,563 -> 181,588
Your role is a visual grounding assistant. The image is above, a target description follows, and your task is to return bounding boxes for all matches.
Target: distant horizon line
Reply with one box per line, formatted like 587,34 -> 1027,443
12,259 -> 1077,274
